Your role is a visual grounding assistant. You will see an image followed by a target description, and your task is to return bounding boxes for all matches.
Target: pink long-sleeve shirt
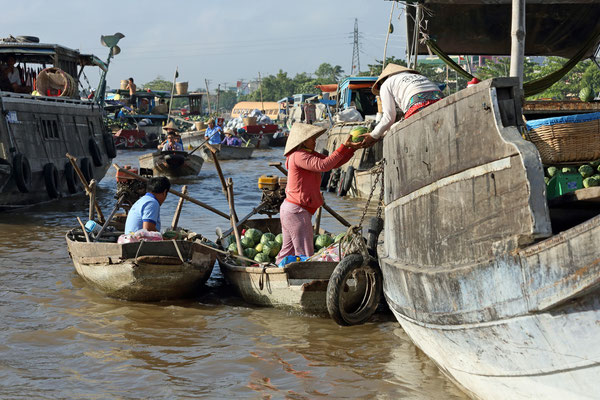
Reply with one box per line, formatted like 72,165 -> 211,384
285,145 -> 355,214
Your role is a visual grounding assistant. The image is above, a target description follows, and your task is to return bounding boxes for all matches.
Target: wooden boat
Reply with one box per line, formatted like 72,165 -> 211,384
217,218 -> 378,317
65,229 -> 216,301
138,150 -> 204,178
379,2 -> 600,399
199,144 -> 255,161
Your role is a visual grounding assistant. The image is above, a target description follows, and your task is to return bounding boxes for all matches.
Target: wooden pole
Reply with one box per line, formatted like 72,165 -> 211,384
88,179 -> 96,221
314,205 -> 322,235
216,83 -> 220,114
205,79 -> 211,115
167,67 -> 178,124
226,178 -> 245,265
207,143 -> 238,221
170,185 -> 187,230
382,2 -> 395,71
510,0 -> 526,90
112,163 -> 230,219
258,72 -> 264,112
411,4 -> 422,69
66,153 -> 105,223
76,217 -> 90,243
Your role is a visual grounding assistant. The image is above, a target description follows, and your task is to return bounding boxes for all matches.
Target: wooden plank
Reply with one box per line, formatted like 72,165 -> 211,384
548,187 -> 600,207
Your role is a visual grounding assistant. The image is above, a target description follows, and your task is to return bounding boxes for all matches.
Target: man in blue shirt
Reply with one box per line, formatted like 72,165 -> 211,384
205,118 -> 222,145
124,176 -> 171,233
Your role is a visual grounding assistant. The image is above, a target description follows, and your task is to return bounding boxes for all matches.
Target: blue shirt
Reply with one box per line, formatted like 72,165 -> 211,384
205,126 -> 222,145
124,193 -> 161,233
162,140 -> 184,151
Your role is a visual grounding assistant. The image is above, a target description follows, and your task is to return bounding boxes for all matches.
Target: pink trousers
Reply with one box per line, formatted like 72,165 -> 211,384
276,200 -> 314,264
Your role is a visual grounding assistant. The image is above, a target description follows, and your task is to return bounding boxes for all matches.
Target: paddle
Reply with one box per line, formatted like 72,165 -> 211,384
66,153 -> 105,223
188,130 -> 220,156
113,163 -> 230,220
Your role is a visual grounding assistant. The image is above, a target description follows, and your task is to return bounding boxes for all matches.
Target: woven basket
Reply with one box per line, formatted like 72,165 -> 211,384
525,118 -> 600,164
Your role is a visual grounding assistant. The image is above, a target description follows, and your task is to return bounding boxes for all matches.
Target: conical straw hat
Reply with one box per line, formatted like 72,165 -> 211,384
371,63 -> 419,95
284,123 -> 327,156
163,120 -> 179,132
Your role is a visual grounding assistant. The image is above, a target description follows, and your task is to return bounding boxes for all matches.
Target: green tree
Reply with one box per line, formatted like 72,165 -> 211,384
314,63 -> 344,83
528,58 -> 600,100
142,76 -> 173,91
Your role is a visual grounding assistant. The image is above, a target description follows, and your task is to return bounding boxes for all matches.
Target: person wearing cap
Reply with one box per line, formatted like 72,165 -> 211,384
221,129 -> 242,147
158,121 -> 183,151
360,64 -> 444,148
205,118 -> 222,145
276,123 -> 361,264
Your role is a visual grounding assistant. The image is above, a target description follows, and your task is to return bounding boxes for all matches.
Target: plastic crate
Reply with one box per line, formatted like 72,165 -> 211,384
546,173 -> 583,200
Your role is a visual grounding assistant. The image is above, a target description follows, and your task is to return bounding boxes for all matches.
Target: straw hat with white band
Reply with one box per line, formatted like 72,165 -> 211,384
163,120 -> 180,133
371,63 -> 419,95
284,123 -> 327,156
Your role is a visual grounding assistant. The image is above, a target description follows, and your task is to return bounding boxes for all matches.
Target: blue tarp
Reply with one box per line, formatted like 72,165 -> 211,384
526,112 -> 600,130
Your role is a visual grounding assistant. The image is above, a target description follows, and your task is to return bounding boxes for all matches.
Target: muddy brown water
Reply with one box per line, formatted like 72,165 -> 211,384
0,148 -> 467,399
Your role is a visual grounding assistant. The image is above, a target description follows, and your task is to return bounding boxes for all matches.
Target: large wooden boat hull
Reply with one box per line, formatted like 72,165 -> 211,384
379,78 -> 600,398
216,218 -> 338,315
66,232 -> 216,301
138,151 -> 204,178
0,93 -> 114,210
199,144 -> 254,161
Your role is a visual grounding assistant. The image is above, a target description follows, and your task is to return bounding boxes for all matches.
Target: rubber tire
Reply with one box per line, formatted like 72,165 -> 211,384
326,254 -> 383,326
12,153 -> 31,193
342,166 -> 354,195
337,171 -> 347,196
80,157 -> 94,183
64,162 -> 79,194
327,169 -> 339,193
43,163 -> 60,198
320,170 -> 331,190
89,138 -> 103,167
103,133 -> 117,159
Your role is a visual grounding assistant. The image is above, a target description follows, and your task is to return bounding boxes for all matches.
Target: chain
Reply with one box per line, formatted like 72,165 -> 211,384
358,158 -> 386,228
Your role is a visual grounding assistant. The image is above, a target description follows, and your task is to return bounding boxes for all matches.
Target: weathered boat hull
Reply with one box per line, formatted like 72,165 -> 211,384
354,167 -> 382,198
379,78 -> 600,398
138,151 -> 204,178
245,133 -> 273,149
0,93 -> 114,210
199,144 -> 254,161
66,233 -> 216,301
217,218 -> 338,315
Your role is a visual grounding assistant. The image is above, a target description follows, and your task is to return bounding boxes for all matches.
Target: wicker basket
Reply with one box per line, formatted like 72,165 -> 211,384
525,115 -> 600,164
243,116 -> 257,126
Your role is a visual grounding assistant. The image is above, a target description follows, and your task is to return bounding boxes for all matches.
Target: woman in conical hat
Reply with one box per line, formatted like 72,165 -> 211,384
276,123 -> 360,264
162,120 -> 179,133
360,63 -> 444,148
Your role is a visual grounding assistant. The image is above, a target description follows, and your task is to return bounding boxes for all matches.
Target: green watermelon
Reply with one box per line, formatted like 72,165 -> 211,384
244,248 -> 258,259
334,232 -> 346,243
241,236 -> 255,249
254,253 -> 270,263
583,177 -> 599,188
260,232 -> 276,245
262,240 -> 280,258
245,228 -> 262,244
350,126 -> 367,143
227,242 -> 238,255
315,234 -> 334,250
275,233 -> 283,245
579,165 -> 594,178
547,166 -> 558,177
579,87 -> 594,102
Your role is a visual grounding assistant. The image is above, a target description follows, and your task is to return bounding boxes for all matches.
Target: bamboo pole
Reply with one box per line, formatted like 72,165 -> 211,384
88,179 -> 96,221
167,67 -> 178,124
76,217 -> 90,243
170,185 -> 187,230
510,0 -> 526,90
314,205 -> 322,235
382,2 -> 395,71
66,153 -> 105,223
205,79 -> 211,115
226,178 -> 245,265
112,163 -> 230,219
207,144 -> 238,220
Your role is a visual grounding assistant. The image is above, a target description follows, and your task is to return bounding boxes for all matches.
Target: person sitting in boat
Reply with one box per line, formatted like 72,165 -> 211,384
158,121 -> 183,151
2,56 -> 29,93
360,63 -> 444,148
124,176 -> 171,234
205,118 -> 222,145
221,129 -> 242,147
275,123 -> 361,264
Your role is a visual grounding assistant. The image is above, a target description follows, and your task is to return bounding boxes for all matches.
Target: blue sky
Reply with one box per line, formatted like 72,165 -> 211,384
3,0 -> 407,92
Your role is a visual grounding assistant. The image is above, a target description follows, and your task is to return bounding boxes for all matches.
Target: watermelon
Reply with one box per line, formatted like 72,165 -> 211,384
350,126 -> 367,143
244,248 -> 258,259
262,240 -> 280,258
260,232 -> 276,245
334,232 -> 346,243
584,177 -> 599,188
254,253 -> 270,263
241,236 -> 255,249
315,234 -> 334,250
579,87 -> 594,102
227,242 -> 238,255
547,166 -> 558,177
275,233 -> 283,245
579,165 -> 594,178
245,228 -> 262,244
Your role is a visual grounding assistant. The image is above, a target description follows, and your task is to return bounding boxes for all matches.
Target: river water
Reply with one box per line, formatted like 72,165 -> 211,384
0,148 -> 466,399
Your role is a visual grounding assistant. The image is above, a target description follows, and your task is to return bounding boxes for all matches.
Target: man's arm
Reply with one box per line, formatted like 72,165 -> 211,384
142,221 -> 157,231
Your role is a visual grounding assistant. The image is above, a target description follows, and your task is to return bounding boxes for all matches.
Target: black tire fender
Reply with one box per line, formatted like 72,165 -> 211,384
89,138 -> 103,166
80,157 -> 94,183
103,132 -> 117,158
327,168 -> 339,193
12,153 -> 31,193
337,171 -> 347,196
326,254 -> 383,326
43,163 -> 60,198
320,170 -> 331,190
64,162 -> 79,194
342,166 -> 354,195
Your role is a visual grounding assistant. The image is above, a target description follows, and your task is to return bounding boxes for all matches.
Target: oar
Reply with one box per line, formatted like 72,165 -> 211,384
113,163 -> 230,220
170,185 -> 187,230
268,162 -> 352,227
188,130 -> 219,156
206,143 -> 238,221
66,153 -> 105,223
226,178 -> 245,265
94,194 -> 126,241
76,217 -> 90,243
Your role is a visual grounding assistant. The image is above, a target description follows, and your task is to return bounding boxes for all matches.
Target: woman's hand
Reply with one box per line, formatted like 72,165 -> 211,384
343,134 -> 362,150
358,133 -> 378,148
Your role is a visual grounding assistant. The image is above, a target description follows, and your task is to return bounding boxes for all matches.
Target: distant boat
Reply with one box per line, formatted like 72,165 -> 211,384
199,144 -> 255,161
138,150 -> 204,178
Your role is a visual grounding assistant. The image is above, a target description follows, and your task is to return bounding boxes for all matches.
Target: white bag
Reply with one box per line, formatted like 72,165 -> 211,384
334,106 -> 363,123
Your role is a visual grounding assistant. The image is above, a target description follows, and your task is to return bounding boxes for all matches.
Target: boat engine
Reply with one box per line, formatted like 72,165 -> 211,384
257,175 -> 286,216
115,165 -> 153,212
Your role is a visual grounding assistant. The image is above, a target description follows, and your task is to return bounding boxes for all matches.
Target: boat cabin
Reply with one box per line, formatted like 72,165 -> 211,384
336,76 -> 378,117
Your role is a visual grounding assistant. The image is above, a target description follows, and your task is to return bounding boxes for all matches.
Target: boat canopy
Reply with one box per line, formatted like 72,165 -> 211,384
406,1 -> 600,58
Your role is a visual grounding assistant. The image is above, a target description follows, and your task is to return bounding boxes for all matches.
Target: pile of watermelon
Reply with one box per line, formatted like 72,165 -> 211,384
224,229 -> 347,265
545,160 -> 600,188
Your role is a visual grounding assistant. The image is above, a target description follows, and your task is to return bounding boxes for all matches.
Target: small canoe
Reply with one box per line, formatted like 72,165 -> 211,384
200,144 -> 255,161
217,218 -> 379,318
65,229 -> 216,301
139,150 -> 204,178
